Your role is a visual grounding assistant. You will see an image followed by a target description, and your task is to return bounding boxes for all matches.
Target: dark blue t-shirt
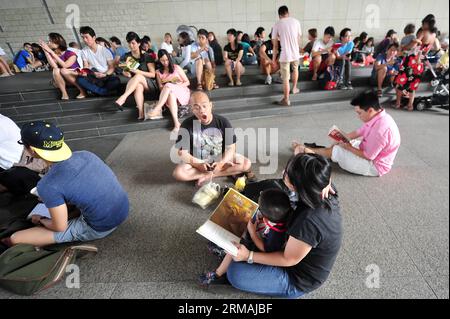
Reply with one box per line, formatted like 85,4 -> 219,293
37,151 -> 129,231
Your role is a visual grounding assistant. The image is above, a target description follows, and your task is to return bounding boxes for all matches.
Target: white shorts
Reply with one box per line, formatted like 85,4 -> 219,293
331,141 -> 380,177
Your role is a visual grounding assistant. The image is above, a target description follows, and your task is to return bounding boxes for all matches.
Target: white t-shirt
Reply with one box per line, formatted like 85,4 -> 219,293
312,39 -> 334,55
272,17 -> 302,63
161,42 -> 174,54
80,44 -> 113,73
67,47 -> 84,69
0,114 -> 23,170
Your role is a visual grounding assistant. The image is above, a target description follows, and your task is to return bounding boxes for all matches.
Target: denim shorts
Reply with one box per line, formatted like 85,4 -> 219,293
54,216 -> 116,244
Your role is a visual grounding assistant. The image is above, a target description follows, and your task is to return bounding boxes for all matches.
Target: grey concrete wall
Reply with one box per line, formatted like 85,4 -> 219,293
0,0 -> 448,58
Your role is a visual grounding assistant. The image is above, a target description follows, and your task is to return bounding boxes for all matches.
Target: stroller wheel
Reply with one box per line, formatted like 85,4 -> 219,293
416,101 -> 427,111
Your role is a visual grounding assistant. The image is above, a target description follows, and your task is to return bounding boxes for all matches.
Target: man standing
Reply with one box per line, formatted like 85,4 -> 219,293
173,91 -> 253,186
271,6 -> 302,106
7,121 -> 129,247
292,91 -> 401,177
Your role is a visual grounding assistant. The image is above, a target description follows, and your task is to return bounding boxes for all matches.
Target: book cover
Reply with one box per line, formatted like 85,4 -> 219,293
196,188 -> 259,257
328,125 -> 350,144
119,57 -> 140,71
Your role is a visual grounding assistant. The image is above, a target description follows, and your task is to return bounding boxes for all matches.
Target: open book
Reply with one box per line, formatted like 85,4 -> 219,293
118,56 -> 140,71
27,203 -> 51,220
196,188 -> 259,257
328,125 -> 350,144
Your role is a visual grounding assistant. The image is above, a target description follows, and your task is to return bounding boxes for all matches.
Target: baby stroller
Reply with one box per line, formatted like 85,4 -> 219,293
414,53 -> 449,111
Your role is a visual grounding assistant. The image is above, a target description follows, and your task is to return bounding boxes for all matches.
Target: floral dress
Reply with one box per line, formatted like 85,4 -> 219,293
395,44 -> 431,92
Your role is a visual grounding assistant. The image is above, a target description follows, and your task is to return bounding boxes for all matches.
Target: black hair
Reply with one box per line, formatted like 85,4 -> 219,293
350,90 -> 381,111
157,49 -> 174,74
178,32 -> 192,46
366,37 -> 374,46
197,29 -> 208,38
353,36 -> 361,44
422,14 -> 437,33
404,24 -> 416,35
308,28 -> 318,38
241,33 -> 251,44
126,31 -> 141,43
285,153 -> 333,210
23,42 -> 32,47
359,32 -> 368,41
142,35 -> 151,43
256,27 -> 265,37
386,29 -> 397,38
237,30 -> 243,37
68,42 -> 78,48
227,28 -> 237,37
259,189 -> 292,223
340,28 -> 352,40
95,37 -> 111,48
387,42 -> 400,51
79,26 -> 96,37
48,32 -> 67,51
109,36 -> 121,45
278,5 -> 289,16
324,26 -> 335,37
31,43 -> 43,52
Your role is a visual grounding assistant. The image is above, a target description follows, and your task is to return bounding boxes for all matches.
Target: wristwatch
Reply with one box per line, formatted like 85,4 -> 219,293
247,251 -> 254,264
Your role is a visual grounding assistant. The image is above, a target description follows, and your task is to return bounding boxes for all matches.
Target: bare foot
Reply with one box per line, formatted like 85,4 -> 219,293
312,74 -> 318,81
196,173 -> 213,187
292,88 -> 300,94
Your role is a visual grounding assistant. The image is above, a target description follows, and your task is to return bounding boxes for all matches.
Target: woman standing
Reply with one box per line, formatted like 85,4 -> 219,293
145,49 -> 190,133
114,32 -> 157,120
39,33 -> 80,100
225,153 -> 342,298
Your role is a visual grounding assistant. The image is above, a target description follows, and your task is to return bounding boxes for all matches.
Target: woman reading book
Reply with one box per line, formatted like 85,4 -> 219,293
144,49 -> 191,133
114,32 -> 157,120
224,153 -> 342,299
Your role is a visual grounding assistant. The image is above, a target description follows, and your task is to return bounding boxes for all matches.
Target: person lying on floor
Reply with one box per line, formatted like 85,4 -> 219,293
172,91 -> 254,186
3,121 -> 129,247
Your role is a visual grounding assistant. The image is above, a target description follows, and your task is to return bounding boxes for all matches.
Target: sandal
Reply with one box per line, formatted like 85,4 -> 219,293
377,89 -> 383,97
228,81 -> 234,87
196,83 -> 203,90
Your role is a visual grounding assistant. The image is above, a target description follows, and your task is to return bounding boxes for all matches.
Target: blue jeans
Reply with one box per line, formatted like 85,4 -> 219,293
76,76 -> 121,96
227,261 -> 305,299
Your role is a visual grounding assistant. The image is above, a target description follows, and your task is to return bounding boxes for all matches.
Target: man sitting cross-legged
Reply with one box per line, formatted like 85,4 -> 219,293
173,91 -> 253,186
292,90 -> 401,177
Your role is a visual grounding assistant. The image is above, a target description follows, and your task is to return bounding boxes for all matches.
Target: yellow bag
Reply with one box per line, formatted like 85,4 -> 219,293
202,69 -> 215,91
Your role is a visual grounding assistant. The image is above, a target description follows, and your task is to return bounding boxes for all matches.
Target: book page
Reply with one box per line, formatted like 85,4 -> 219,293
27,203 -> 52,220
196,188 -> 259,257
328,125 -> 350,144
196,220 -> 240,256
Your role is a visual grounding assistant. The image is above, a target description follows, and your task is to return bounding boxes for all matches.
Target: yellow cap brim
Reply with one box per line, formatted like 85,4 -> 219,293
31,142 -> 72,162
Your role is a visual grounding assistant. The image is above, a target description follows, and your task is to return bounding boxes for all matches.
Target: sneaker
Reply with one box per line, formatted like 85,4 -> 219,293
207,242 -> 227,260
265,75 -> 272,85
346,82 -> 354,90
198,271 -> 229,287
337,83 -> 348,90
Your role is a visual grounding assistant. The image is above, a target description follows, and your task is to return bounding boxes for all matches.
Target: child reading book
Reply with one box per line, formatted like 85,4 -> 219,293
199,189 -> 292,286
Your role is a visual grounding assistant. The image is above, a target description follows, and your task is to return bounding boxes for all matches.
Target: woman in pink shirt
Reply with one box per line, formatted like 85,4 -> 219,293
145,49 -> 190,133
292,91 -> 401,177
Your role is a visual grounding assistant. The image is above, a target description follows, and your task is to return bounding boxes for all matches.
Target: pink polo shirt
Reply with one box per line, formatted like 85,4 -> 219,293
272,17 -> 302,63
356,110 -> 401,176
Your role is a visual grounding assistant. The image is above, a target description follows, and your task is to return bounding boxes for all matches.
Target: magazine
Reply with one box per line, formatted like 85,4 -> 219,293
196,188 -> 259,257
328,125 -> 350,144
118,56 -> 140,71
